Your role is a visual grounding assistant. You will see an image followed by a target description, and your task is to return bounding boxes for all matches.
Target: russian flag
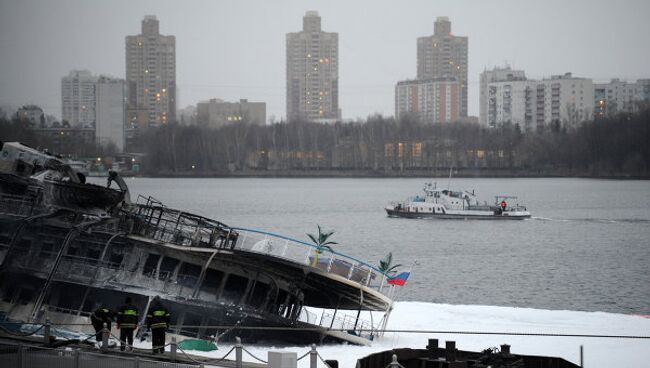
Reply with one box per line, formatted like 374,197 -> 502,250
387,271 -> 410,286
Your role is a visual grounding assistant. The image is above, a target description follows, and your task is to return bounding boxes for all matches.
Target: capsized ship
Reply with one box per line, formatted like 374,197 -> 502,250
0,142 -> 397,345
386,182 -> 531,220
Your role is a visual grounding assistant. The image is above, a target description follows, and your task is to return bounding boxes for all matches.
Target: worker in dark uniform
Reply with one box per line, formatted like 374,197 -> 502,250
146,296 -> 170,354
90,305 -> 114,341
116,297 -> 139,352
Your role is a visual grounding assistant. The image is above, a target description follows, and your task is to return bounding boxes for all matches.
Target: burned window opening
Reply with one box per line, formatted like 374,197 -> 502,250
249,281 -> 269,308
221,274 -> 248,303
159,256 -> 179,280
177,262 -> 201,287
200,269 -> 223,293
142,253 -> 160,276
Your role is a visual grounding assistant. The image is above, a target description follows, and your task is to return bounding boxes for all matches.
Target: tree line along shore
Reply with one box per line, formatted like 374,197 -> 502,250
2,109 -> 649,179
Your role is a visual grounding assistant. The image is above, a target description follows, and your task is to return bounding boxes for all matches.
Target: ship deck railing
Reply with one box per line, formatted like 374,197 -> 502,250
505,205 -> 528,212
231,228 -> 391,296
295,308 -> 376,340
0,193 -> 40,218
319,310 -> 374,339
46,305 -> 92,318
298,307 -> 318,325
115,201 -> 394,298
118,198 -> 236,249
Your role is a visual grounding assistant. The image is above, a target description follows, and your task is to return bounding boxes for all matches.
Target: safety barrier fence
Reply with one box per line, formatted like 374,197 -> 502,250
1,344 -> 201,368
3,320 -> 650,341
0,340 -> 338,368
3,320 -> 650,340
1,321 -> 339,368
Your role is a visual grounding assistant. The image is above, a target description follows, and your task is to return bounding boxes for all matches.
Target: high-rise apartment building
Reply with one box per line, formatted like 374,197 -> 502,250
479,66 -> 526,127
96,76 -> 126,152
286,11 -> 339,123
417,17 -> 468,117
486,73 -> 593,131
61,70 -> 98,127
395,78 -> 461,124
61,70 -> 125,151
125,15 -> 176,130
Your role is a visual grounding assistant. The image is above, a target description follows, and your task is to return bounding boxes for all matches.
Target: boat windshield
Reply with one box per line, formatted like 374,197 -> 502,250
441,190 -> 463,198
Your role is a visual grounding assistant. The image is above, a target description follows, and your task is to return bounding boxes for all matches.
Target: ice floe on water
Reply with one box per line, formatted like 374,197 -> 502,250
169,301 -> 650,368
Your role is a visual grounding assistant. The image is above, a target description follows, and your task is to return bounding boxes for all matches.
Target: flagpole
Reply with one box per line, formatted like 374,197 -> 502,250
389,261 -> 415,299
380,261 -> 415,338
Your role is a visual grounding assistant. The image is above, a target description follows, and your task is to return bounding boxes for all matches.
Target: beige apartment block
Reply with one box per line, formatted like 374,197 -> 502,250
417,17 -> 468,117
197,99 -> 266,128
125,15 -> 176,129
395,78 -> 461,124
286,11 -> 339,123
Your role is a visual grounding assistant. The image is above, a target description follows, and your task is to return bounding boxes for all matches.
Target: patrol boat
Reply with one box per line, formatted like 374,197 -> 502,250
386,182 -> 531,220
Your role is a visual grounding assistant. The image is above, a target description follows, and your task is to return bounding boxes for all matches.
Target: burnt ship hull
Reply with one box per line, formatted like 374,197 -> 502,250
0,215 -> 388,345
0,142 -> 395,346
0,184 -> 392,345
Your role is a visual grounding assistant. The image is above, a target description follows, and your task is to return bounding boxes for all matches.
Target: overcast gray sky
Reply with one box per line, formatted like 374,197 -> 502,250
1,0 -> 649,122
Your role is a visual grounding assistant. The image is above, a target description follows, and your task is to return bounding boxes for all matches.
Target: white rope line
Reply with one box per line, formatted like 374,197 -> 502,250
197,346 -> 237,364
296,350 -> 311,361
175,346 -> 208,365
317,351 -> 333,368
241,346 -> 268,364
21,322 -> 650,339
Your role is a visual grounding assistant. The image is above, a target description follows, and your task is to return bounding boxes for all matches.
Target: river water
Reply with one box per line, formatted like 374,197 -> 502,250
110,177 -> 650,314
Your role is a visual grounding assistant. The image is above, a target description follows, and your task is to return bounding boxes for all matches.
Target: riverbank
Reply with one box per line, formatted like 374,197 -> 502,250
137,168 -> 650,179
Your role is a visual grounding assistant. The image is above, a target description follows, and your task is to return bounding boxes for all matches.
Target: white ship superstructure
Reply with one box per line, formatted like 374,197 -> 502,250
386,183 -> 531,220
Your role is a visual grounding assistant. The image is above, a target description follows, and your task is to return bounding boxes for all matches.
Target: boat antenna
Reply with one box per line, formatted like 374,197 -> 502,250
447,166 -> 453,190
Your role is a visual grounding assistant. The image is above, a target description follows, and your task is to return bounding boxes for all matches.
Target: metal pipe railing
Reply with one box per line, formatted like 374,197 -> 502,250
231,227 -> 389,294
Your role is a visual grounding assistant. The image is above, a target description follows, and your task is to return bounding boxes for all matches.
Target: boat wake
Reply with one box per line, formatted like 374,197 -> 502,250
532,216 -> 650,224
532,216 -> 566,222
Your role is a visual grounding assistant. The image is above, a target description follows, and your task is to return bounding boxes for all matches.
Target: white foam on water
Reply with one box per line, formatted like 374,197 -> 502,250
182,301 -> 650,368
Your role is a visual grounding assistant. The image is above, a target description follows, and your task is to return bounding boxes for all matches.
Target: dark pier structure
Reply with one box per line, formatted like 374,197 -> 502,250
357,339 -> 581,368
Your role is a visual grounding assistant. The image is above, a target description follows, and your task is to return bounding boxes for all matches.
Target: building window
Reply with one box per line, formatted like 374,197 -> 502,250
384,144 -> 394,158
